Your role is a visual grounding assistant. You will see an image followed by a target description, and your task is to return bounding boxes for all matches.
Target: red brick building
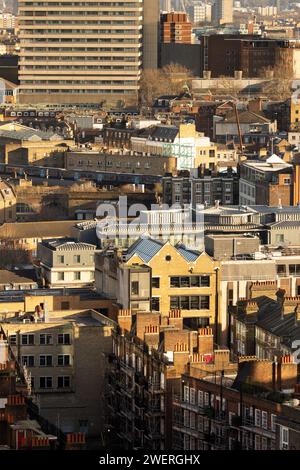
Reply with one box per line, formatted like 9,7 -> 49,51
160,12 -> 192,44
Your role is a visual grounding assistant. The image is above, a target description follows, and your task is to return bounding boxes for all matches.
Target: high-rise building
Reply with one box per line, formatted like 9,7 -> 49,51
192,2 -> 212,24
18,0 -> 159,106
212,0 -> 233,25
160,12 -> 192,44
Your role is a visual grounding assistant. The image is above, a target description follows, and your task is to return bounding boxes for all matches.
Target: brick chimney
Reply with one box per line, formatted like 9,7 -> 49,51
198,327 -> 214,355
168,309 -> 183,329
65,433 -> 86,450
144,325 -> 160,349
173,342 -> 190,374
5,395 -> 27,423
282,296 -> 300,317
249,281 -> 277,299
136,311 -> 160,341
117,309 -> 132,333
245,300 -> 259,315
277,355 -> 298,391
31,436 -> 50,450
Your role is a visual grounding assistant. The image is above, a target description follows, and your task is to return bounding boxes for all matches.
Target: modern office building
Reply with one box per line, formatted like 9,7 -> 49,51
18,0 -> 159,106
212,0 -> 233,25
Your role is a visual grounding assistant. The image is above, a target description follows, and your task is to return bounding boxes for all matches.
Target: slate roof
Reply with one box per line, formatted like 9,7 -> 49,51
126,238 -> 164,263
137,125 -> 178,142
0,129 -> 63,141
235,297 -> 300,348
175,243 -> 200,262
126,237 -> 201,263
224,110 -> 271,124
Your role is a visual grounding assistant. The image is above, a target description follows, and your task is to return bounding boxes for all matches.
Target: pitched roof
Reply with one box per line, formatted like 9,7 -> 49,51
225,110 -> 271,124
126,238 -> 164,263
175,243 -> 200,262
126,237 -> 201,263
42,238 -> 96,251
0,221 -> 77,240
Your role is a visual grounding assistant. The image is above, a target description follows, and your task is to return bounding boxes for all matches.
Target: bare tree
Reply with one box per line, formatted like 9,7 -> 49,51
260,58 -> 293,101
139,64 -> 193,107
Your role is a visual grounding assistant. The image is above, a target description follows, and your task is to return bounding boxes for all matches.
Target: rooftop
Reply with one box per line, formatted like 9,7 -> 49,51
41,238 -> 96,251
125,237 -> 201,263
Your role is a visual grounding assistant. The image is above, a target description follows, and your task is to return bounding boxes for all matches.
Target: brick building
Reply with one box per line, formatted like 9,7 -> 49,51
160,12 -> 192,44
173,355 -> 300,450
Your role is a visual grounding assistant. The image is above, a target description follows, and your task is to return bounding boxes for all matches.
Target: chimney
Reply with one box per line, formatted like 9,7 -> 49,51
173,342 -> 190,374
117,309 -> 132,333
136,311 -> 160,341
65,433 -> 86,450
234,70 -> 243,80
295,304 -> 300,326
248,98 -> 263,114
282,296 -> 300,317
277,355 -> 297,392
198,327 -> 214,355
203,70 -> 211,79
168,309 -> 183,329
245,300 -> 259,315
0,334 -> 9,365
144,325 -> 160,349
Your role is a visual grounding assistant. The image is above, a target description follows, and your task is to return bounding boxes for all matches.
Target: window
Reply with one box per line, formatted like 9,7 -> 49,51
289,264 -> 300,275
9,334 -> 16,345
275,234 -> 284,244
57,272 -> 65,281
204,392 -> 209,407
74,255 -> 81,263
190,412 -> 196,429
165,255 -> 172,261
58,255 -> 64,263
170,296 -> 210,310
183,386 -> 189,402
254,435 -> 261,450
170,276 -> 210,288
190,388 -> 196,405
57,376 -> 70,388
58,354 -> 71,366
152,277 -> 160,288
280,426 -> 289,449
198,390 -> 204,408
74,271 -> 81,280
40,355 -> 53,367
21,355 -> 34,367
262,411 -> 268,429
151,297 -> 160,311
39,377 -> 52,389
255,409 -> 261,427
277,265 -> 286,276
40,334 -> 53,345
271,414 -> 276,432
184,410 -> 189,428
131,281 -> 139,295
21,334 -> 34,345
58,333 -> 71,345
